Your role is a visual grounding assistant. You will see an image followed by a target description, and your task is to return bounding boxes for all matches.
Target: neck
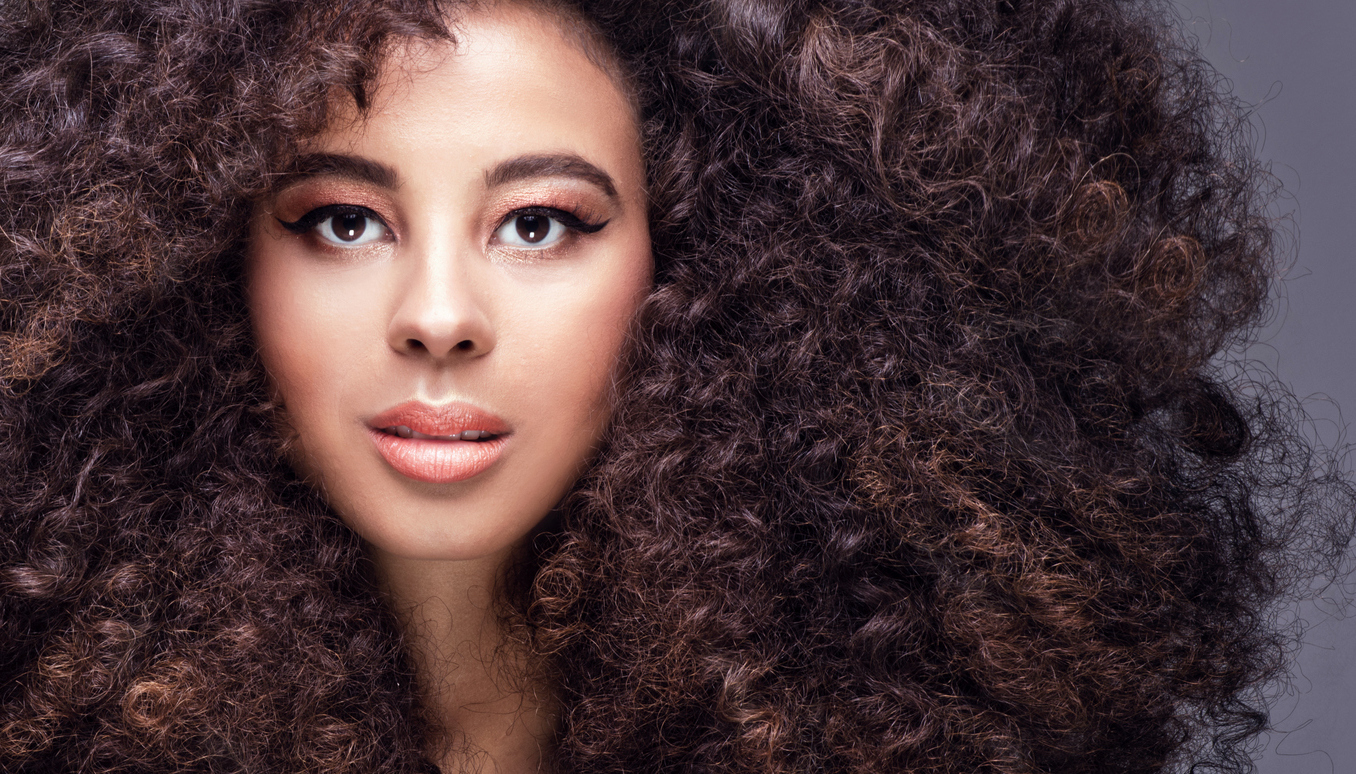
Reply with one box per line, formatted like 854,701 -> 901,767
371,547 -> 553,774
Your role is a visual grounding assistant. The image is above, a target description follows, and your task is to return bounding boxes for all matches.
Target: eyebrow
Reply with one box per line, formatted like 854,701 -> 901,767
484,153 -> 618,199
275,151 -> 619,199
279,153 -> 401,190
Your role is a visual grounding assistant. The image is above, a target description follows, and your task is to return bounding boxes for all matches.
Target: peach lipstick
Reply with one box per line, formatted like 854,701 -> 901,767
368,401 -> 510,484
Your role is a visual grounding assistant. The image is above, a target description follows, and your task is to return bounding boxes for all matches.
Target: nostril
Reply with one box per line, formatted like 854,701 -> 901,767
456,340 -> 474,351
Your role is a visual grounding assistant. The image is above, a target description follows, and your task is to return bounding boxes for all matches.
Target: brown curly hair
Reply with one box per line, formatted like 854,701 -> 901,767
0,0 -> 1349,772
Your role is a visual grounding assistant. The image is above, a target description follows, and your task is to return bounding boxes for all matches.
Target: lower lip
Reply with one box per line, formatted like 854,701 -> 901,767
369,429 -> 507,484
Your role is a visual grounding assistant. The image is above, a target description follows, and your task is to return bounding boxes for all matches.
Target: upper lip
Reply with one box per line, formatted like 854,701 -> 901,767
368,401 -> 510,437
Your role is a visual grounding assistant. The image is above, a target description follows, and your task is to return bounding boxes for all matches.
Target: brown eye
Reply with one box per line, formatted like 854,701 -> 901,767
496,212 -> 565,248
515,215 -> 549,243
332,212 -> 367,241
313,210 -> 386,247
278,205 -> 389,246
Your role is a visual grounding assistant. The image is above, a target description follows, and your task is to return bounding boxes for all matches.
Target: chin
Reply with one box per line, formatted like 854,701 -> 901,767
344,498 -> 552,564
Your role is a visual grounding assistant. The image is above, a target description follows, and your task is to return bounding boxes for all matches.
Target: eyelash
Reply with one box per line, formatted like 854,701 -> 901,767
495,206 -> 608,237
275,204 -> 610,247
277,204 -> 380,235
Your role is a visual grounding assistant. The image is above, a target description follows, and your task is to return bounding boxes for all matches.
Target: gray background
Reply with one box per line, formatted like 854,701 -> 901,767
1171,1 -> 1356,772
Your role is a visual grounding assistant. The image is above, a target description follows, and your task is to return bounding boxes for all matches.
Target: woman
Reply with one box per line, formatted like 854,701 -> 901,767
0,0 -> 1347,772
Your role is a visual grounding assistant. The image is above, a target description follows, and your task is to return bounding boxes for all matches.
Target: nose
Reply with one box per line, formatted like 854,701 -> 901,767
386,242 -> 495,360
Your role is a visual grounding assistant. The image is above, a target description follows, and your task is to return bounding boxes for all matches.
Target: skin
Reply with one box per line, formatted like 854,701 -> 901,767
246,5 -> 651,771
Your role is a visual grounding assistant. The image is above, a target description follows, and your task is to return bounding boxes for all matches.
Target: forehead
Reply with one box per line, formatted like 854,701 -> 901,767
313,4 -> 640,172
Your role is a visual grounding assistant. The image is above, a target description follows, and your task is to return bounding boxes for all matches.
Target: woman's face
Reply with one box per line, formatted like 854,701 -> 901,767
247,6 -> 650,562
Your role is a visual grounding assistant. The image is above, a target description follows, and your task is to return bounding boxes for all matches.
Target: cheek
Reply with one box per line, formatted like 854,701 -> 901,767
246,244 -> 368,467
249,261 -> 319,404
249,243 -> 372,390
545,252 -> 649,414
504,249 -> 650,478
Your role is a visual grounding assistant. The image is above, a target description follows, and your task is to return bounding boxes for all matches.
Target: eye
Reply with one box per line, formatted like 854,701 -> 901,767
495,212 -> 567,248
493,207 -> 609,250
277,205 -> 390,247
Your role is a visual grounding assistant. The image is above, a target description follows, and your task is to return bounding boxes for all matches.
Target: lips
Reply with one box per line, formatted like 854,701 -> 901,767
368,401 -> 510,484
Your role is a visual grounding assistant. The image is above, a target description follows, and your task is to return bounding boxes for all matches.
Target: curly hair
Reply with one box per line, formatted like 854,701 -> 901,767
0,0 -> 1348,773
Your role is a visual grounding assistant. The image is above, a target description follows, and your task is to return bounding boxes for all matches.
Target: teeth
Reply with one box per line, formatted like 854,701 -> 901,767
383,425 -> 496,441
